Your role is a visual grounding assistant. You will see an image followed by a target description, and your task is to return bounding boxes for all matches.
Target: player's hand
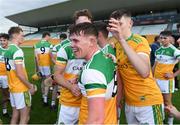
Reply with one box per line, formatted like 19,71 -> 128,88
109,42 -> 115,48
69,77 -> 78,84
29,84 -> 37,95
107,18 -> 125,43
165,105 -> 179,117
105,53 -> 116,63
70,84 -> 81,97
164,73 -> 174,79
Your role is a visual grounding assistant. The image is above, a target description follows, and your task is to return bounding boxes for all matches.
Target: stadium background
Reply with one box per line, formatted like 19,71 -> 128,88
1,0 -> 180,123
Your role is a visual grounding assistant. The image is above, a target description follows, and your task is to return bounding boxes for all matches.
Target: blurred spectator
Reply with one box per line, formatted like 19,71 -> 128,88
150,35 -> 161,67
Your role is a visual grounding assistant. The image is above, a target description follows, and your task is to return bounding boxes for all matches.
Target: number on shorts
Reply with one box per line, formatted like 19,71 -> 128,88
5,58 -> 11,71
40,47 -> 45,54
112,71 -> 117,97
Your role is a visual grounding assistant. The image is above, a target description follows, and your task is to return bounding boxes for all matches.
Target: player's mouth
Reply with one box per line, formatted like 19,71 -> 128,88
72,47 -> 79,54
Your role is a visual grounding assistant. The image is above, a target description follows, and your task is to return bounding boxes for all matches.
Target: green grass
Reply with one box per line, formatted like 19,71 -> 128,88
0,47 -> 180,124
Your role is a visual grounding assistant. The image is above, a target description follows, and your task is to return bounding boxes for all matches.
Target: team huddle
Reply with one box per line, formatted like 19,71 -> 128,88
0,9 -> 180,124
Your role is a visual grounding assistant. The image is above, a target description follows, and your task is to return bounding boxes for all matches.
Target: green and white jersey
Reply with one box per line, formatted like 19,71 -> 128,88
52,43 -> 61,55
154,44 -> 180,80
55,39 -> 86,106
79,50 -> 117,99
78,50 -> 118,124
52,39 -> 69,55
34,40 -> 53,66
0,47 -> 7,76
101,44 -> 116,64
4,44 -> 28,93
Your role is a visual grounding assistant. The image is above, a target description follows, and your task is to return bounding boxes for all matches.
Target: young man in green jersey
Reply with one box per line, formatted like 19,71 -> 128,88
69,22 -> 117,124
5,27 -> 36,124
54,9 -> 93,124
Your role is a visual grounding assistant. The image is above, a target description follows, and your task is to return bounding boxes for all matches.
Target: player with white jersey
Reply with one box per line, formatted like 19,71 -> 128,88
54,9 -> 93,124
4,27 -> 36,124
54,39 -> 86,124
34,31 -> 53,102
70,22 -> 117,124
0,33 -> 10,116
153,31 -> 180,125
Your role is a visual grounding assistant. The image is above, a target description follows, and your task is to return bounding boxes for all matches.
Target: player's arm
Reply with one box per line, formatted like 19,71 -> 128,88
54,64 -> 80,96
108,18 -> 150,78
83,70 -> 107,124
116,71 -> 124,109
152,61 -> 157,76
86,97 -> 105,124
164,50 -> 180,79
54,47 -> 80,96
14,51 -> 35,94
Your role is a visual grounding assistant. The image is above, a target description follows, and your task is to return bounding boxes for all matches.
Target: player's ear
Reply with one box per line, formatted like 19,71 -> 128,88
89,36 -> 97,46
130,19 -> 133,28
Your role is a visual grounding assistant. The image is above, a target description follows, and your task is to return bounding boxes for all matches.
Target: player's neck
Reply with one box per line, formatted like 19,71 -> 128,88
99,39 -> 108,48
124,31 -> 132,40
85,46 -> 99,61
11,39 -> 20,46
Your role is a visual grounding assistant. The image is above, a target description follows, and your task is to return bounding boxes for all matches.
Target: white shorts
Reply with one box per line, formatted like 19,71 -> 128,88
57,104 -> 80,124
39,66 -> 51,77
10,91 -> 31,109
125,103 -> 164,124
156,79 -> 175,93
0,75 -> 8,88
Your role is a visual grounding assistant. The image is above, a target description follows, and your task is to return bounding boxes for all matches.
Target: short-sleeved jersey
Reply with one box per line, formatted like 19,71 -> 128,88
101,44 -> 116,63
78,50 -> 117,124
52,39 -> 69,59
52,43 -> 61,60
154,44 -> 180,80
4,44 -> 28,93
55,40 -> 86,107
0,47 -> 7,76
110,34 -> 163,106
34,40 -> 53,66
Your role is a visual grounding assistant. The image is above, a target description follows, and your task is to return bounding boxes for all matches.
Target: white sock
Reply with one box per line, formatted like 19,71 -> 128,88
3,108 -> 7,114
44,96 -> 47,103
168,117 -> 174,125
51,101 -> 55,106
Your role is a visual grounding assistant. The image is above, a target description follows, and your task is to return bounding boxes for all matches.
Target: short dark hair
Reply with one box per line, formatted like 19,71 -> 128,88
8,27 -> 23,39
154,35 -> 160,41
160,31 -> 172,36
59,33 -> 67,40
110,9 -> 131,20
69,22 -> 98,38
42,32 -> 50,38
0,33 -> 9,40
73,9 -> 93,23
94,22 -> 108,38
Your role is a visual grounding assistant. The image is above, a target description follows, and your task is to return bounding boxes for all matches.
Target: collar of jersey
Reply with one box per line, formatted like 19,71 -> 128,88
126,33 -> 133,41
161,43 -> 172,48
89,49 -> 101,61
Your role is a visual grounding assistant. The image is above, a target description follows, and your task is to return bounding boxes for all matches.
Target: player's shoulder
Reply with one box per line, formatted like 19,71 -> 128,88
130,34 -> 148,44
86,50 -> 114,72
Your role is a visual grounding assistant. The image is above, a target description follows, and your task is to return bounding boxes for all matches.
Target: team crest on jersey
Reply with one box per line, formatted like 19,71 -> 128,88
140,96 -> 146,101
